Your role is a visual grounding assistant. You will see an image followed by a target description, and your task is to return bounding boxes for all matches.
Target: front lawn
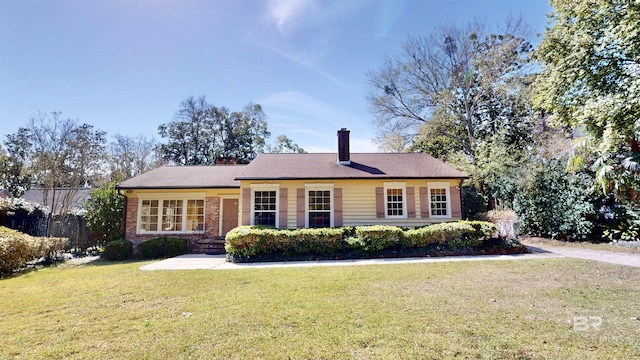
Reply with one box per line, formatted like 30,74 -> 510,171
1,259 -> 639,359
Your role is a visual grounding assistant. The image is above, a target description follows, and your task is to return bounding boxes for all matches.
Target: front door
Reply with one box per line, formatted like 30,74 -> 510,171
221,198 -> 239,236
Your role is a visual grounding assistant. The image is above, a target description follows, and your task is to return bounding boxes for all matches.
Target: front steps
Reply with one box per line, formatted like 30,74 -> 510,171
192,238 -> 226,255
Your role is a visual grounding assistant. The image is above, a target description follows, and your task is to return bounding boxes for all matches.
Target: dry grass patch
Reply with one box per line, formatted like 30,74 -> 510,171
1,258 -> 639,359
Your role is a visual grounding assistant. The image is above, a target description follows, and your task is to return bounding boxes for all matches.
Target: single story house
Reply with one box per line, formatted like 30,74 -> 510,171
117,129 -> 468,252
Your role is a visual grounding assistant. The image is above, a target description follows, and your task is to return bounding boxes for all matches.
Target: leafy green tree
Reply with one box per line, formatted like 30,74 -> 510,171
0,130 -> 32,197
85,179 -> 124,245
514,160 -> 595,240
534,0 -> 640,204
267,134 -> 306,153
158,96 -> 270,165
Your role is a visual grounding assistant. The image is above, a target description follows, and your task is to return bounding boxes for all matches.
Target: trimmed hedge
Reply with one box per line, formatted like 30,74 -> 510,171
225,226 -> 347,259
225,221 -> 499,261
354,225 -> 404,252
0,226 -> 68,276
138,237 -> 189,259
102,239 -> 133,261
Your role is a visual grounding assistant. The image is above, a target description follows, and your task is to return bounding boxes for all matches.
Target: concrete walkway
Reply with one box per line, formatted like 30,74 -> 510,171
139,241 -> 640,271
139,252 -> 562,271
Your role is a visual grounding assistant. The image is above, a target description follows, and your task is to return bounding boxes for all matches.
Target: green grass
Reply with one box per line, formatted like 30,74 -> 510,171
2,259 -> 639,359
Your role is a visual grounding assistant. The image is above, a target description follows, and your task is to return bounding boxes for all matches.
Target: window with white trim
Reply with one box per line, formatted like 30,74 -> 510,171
428,183 -> 451,218
251,185 -> 279,227
138,197 -> 205,233
253,190 -> 277,226
305,184 -> 333,228
384,182 -> 407,218
308,190 -> 331,227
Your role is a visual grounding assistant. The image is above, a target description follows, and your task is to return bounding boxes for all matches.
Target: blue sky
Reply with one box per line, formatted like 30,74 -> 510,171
0,0 -> 551,153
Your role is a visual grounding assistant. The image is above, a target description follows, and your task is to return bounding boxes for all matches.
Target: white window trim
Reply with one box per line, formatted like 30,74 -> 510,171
304,184 -> 334,228
383,182 -> 407,219
427,182 -> 452,219
137,193 -> 206,234
250,184 -> 280,227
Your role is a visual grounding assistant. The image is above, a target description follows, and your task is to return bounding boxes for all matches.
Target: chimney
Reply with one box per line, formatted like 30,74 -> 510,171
337,128 -> 350,165
215,157 -> 238,165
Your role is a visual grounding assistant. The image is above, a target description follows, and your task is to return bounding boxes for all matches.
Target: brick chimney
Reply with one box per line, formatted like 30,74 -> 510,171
215,157 -> 238,165
337,128 -> 350,165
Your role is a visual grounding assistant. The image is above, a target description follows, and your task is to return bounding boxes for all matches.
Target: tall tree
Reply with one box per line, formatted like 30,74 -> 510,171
5,112 -> 107,217
0,129 -> 32,197
268,134 -> 306,153
534,0 -> 640,204
109,134 -> 159,180
158,96 -> 270,165
366,17 -> 537,202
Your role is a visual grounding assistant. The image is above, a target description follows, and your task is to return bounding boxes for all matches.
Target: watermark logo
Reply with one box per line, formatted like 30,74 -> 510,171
573,316 -> 602,331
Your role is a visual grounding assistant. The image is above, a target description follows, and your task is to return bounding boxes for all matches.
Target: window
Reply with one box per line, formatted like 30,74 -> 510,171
428,183 -> 451,218
140,200 -> 159,232
383,182 -> 407,218
186,199 -> 204,231
308,190 -> 331,228
138,196 -> 205,233
253,190 -> 277,226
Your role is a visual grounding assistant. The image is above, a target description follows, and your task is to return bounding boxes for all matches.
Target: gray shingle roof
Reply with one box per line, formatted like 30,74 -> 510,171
236,153 -> 468,180
116,153 -> 467,189
117,165 -> 245,189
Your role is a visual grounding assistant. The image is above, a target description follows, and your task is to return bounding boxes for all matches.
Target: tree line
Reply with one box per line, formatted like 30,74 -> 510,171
366,1 -> 638,241
0,96 -> 305,206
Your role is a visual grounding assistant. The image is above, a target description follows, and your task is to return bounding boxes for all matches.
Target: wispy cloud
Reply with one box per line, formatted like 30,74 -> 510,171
259,91 -> 349,125
266,0 -> 318,34
264,44 -> 351,90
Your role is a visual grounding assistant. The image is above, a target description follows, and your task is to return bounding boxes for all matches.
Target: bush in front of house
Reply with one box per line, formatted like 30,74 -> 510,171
138,237 -> 189,259
288,228 -> 346,255
402,222 -> 475,248
225,226 -> 348,259
353,225 -> 404,252
102,239 -> 133,261
0,226 -> 69,277
225,221 -> 502,261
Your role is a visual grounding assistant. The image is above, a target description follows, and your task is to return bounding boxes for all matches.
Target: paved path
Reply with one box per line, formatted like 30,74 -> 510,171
521,240 -> 640,268
139,241 -> 640,271
139,252 -> 562,271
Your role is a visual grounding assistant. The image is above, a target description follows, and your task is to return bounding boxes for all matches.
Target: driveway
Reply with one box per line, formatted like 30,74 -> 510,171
521,240 -> 640,268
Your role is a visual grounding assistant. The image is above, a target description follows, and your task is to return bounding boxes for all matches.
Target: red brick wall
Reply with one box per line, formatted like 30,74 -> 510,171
124,196 -> 221,251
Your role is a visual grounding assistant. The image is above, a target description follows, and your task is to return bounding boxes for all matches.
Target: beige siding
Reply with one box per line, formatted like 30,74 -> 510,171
240,179 -> 462,229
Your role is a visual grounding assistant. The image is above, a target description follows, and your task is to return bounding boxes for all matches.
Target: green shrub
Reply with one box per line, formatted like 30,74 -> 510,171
462,221 -> 498,243
403,222 -> 475,248
225,226 -> 348,259
354,225 -> 404,252
102,240 -> 133,261
0,227 -> 36,276
164,238 -> 189,258
514,160 -> 594,240
0,227 -> 70,276
138,237 -> 189,259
